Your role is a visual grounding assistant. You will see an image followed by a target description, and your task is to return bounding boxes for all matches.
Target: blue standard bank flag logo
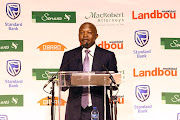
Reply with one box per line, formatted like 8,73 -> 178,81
6,3 -> 21,20
7,60 -> 21,77
135,85 -> 150,102
0,115 -> 8,120
134,30 -> 149,47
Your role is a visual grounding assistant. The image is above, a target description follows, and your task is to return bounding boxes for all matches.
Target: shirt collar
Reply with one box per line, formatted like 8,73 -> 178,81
83,43 -> 96,54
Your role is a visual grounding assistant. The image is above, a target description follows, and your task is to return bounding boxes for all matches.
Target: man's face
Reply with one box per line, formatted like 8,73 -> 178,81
79,23 -> 98,48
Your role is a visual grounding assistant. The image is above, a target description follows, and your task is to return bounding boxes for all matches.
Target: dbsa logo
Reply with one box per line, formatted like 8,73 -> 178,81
134,30 -> 149,47
135,85 -> 150,102
7,60 -> 21,77
6,3 -> 21,20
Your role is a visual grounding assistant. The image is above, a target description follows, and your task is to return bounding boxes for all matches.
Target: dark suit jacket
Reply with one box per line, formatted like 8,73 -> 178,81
60,45 -> 117,120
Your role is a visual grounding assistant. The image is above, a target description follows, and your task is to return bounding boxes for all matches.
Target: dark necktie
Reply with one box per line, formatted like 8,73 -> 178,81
81,49 -> 90,109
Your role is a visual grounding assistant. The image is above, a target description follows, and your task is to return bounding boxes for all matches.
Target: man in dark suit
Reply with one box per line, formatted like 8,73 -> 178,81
60,22 -> 117,120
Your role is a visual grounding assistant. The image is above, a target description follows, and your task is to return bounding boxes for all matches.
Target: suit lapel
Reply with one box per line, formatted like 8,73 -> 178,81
75,47 -> 83,71
92,46 -> 103,71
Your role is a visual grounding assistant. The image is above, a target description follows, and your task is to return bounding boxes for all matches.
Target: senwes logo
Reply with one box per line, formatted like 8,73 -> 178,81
132,10 -> 176,19
38,97 -> 66,106
162,92 -> 180,104
98,41 -> 123,50
32,69 -> 59,80
133,67 -> 177,77
37,42 -> 67,51
0,40 -> 23,52
161,38 -> 180,49
32,11 -> 76,23
0,95 -> 23,107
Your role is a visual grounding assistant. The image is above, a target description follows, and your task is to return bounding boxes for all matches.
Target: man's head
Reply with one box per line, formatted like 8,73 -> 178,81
79,22 -> 98,48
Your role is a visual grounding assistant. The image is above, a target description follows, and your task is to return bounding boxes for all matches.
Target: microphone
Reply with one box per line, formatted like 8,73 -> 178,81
43,74 -> 57,89
43,43 -> 88,89
87,49 -> 119,90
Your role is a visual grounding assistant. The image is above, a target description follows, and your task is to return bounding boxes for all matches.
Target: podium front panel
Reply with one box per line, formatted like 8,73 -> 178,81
48,71 -> 121,120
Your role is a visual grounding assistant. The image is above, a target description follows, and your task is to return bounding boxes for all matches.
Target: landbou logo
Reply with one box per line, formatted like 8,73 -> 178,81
0,95 -> 23,107
132,10 -> 176,19
162,92 -> 180,104
37,42 -> 67,51
38,97 -> 66,106
6,3 -> 21,20
135,30 -> 149,47
109,95 -> 124,104
135,85 -> 150,102
133,67 -> 177,77
98,41 -> 123,50
7,60 -> 21,77
32,69 -> 59,80
161,38 -> 180,49
0,115 -> 8,120
0,40 -> 23,52
32,11 -> 76,23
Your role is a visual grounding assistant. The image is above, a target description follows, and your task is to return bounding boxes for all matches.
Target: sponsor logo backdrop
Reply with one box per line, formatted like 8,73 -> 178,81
0,0 -> 180,120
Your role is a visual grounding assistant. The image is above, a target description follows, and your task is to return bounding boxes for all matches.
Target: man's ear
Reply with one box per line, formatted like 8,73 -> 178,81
96,34 -> 99,39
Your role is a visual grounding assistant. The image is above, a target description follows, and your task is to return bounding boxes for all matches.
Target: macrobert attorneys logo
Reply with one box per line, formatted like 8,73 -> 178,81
7,60 -> 21,77
135,85 -> 150,102
6,3 -> 21,20
37,42 -> 67,51
135,30 -> 149,47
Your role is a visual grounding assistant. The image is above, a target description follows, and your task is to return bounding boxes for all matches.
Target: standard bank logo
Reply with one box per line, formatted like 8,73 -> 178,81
7,60 -> 21,77
135,85 -> 150,102
135,30 -> 149,47
178,113 -> 180,120
0,115 -> 8,120
6,3 -> 21,20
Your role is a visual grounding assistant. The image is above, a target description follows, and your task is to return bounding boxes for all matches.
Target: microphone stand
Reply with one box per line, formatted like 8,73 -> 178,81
109,82 -> 113,120
43,44 -> 88,120
51,80 -> 55,120
87,51 -> 119,120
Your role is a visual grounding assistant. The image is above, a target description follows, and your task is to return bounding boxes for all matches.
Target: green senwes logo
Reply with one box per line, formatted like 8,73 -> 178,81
162,92 -> 180,104
161,38 -> 180,49
32,11 -> 76,23
32,69 -> 59,80
0,95 -> 23,107
0,40 -> 23,52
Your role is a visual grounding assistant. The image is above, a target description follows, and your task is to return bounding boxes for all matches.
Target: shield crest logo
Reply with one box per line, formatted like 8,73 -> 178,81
135,85 -> 150,102
6,3 -> 21,20
134,30 -> 149,47
7,60 -> 21,77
